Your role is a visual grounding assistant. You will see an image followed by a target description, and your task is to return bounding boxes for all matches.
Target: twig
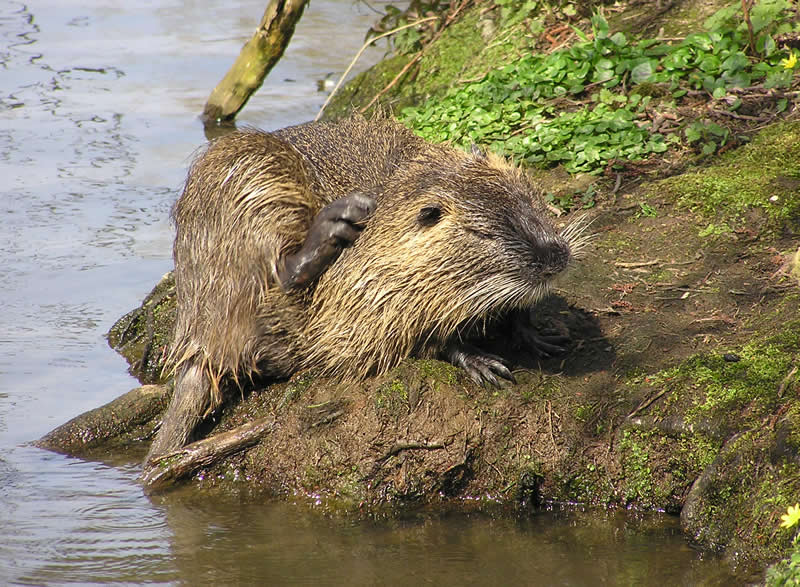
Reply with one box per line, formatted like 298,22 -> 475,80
359,0 -> 471,114
742,0 -> 756,55
611,172 -> 623,195
615,260 -> 661,268
546,400 -> 557,455
379,441 -> 445,461
360,54 -> 424,114
627,388 -> 670,419
778,362 -> 798,398
711,109 -> 771,121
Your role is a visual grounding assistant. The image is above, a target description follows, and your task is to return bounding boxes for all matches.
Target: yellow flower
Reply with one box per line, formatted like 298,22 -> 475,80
781,51 -> 798,70
780,503 -> 800,529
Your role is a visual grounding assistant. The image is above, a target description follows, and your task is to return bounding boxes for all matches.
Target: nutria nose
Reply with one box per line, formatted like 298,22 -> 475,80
539,238 -> 571,277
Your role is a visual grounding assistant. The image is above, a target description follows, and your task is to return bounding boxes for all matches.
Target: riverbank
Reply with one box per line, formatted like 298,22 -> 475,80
39,0 -> 800,579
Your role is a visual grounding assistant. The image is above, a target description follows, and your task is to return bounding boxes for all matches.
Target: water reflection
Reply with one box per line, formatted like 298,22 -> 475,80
2,450 -> 175,585
153,491 -> 738,586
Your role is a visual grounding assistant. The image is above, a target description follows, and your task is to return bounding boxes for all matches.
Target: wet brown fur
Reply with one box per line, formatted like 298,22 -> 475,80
145,115 -> 588,465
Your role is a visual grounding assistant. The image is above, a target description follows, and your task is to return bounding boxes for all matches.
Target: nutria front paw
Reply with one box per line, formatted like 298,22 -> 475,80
316,192 -> 376,244
512,317 -> 569,357
443,342 -> 517,387
279,192 -> 376,290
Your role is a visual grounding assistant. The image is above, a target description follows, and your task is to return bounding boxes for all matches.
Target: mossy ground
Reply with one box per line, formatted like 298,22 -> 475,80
662,120 -> 800,232
106,272 -> 175,384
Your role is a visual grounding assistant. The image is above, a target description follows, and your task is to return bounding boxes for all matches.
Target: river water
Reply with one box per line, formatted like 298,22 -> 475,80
0,1 -> 742,584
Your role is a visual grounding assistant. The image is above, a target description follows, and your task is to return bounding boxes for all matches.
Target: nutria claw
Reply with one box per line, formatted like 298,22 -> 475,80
308,192 -> 376,247
325,191 -> 377,226
444,342 -> 517,387
279,192 -> 376,290
519,330 -> 570,357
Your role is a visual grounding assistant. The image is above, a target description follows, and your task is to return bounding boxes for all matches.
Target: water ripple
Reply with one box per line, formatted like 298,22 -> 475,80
0,449 -> 175,585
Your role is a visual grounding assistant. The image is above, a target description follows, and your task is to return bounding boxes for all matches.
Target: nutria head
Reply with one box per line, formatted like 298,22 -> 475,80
302,144 -> 590,378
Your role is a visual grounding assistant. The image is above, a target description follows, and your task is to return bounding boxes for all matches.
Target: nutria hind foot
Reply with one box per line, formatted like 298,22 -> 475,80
279,192 -> 376,290
443,342 -> 517,387
142,360 -> 210,470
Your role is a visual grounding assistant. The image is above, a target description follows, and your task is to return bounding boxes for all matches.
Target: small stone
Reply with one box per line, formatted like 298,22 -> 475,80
722,353 -> 740,362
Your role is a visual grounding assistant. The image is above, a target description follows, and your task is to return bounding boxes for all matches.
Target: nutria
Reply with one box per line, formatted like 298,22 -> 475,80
144,115 -> 590,467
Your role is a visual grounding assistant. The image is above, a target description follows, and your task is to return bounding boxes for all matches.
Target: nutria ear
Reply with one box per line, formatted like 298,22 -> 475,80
417,205 -> 443,227
470,143 -> 487,159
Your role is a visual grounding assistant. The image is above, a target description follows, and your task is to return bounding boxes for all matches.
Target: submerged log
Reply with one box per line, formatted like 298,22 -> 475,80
36,384 -> 170,456
202,0 -> 310,124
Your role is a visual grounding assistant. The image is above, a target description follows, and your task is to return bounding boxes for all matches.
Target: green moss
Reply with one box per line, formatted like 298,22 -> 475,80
276,373 -> 316,411
645,321 -> 800,431
106,272 -> 175,383
414,358 -> 459,385
574,403 -> 594,422
675,432 -> 718,476
780,404 -> 800,454
411,10 -> 485,101
644,268 -> 673,283
302,463 -> 325,489
697,222 -> 732,238
602,235 -> 635,251
331,465 -> 367,504
695,431 -> 800,564
557,461 -> 615,506
321,54 -> 414,119
662,121 -> 800,231
619,429 -> 657,506
375,378 -> 409,414
324,7 -> 498,119
607,0 -> 731,38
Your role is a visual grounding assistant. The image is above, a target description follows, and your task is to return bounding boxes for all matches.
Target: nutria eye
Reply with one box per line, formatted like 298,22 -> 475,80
417,205 -> 443,227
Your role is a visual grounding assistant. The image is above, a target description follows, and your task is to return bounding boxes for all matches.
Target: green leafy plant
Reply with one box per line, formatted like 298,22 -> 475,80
637,202 -> 658,218
544,191 -> 573,213
367,0 -> 451,54
402,2 -> 799,174
495,0 -> 541,29
685,120 -> 731,156
545,184 -> 597,213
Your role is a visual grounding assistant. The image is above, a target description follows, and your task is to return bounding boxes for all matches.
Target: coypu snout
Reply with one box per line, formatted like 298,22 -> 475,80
504,206 -> 573,285
534,235 -> 572,279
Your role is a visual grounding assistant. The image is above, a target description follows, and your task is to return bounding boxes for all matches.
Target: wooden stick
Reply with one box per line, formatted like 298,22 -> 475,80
203,0 -> 309,124
141,415 -> 278,491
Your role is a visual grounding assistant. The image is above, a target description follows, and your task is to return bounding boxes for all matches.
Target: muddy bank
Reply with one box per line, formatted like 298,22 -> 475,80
39,125 -> 800,564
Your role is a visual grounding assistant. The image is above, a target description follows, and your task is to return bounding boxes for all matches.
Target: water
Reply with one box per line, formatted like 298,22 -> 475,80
0,1 -> 739,584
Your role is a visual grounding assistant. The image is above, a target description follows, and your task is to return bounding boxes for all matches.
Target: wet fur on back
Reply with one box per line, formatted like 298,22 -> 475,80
147,131 -> 318,461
